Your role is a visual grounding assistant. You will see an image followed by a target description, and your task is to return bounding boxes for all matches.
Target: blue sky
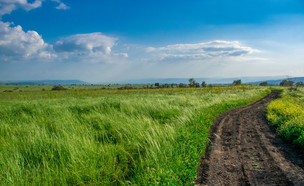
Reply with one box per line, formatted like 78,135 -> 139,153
0,0 -> 304,83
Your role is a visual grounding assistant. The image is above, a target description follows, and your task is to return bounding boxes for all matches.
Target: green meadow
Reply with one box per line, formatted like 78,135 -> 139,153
0,85 -> 270,185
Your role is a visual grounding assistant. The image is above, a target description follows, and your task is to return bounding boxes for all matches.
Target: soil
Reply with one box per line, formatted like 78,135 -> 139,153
195,91 -> 304,186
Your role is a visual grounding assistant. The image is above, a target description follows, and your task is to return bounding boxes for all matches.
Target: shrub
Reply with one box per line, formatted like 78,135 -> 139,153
178,83 -> 187,88
296,82 -> 303,87
232,80 -> 242,85
117,86 -> 135,90
259,82 -> 268,86
201,81 -> 207,87
51,85 -> 67,91
280,80 -> 294,86
189,78 -> 197,87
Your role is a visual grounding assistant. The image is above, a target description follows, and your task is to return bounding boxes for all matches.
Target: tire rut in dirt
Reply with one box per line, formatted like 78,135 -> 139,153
195,91 -> 304,186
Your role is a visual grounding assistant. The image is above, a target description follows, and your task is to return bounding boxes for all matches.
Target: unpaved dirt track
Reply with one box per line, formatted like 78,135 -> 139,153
195,91 -> 304,186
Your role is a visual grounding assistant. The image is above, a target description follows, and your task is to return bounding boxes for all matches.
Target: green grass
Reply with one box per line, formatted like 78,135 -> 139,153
267,87 -> 304,148
0,85 -> 270,185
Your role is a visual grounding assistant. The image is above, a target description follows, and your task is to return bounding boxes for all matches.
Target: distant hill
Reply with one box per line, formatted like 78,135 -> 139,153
249,77 -> 304,85
0,80 -> 89,85
97,76 -> 286,85
1,76 -> 302,85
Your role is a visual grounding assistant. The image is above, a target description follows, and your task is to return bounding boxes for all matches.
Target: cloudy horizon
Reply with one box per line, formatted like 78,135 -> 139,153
0,0 -> 303,83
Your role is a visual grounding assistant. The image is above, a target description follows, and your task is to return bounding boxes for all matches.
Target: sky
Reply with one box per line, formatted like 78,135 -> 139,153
0,0 -> 303,83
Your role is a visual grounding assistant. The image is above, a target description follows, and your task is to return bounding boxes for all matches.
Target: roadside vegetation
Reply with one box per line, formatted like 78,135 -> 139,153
0,85 -> 270,185
267,87 -> 304,149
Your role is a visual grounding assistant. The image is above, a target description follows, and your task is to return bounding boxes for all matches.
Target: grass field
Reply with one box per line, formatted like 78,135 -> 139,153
0,85 -> 270,185
267,87 -> 304,149
0,84 -> 149,93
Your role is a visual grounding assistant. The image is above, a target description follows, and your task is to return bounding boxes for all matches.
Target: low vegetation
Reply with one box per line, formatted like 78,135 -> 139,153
51,85 -> 67,91
259,81 -> 268,86
267,87 -> 304,149
0,85 -> 270,185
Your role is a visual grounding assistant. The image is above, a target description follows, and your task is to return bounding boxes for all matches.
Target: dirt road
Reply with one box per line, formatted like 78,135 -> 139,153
196,91 -> 304,185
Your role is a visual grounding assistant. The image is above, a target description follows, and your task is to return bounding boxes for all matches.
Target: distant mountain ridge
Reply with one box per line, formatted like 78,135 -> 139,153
0,80 -> 89,85
1,76 -> 303,85
249,77 -> 304,85
97,76 -> 286,85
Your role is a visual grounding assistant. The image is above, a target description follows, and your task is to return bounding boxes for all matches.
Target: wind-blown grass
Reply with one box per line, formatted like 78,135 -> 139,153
267,87 -> 304,148
0,86 -> 270,185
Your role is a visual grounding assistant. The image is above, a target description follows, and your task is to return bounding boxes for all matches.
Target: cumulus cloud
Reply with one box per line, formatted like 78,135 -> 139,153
0,0 -> 73,62
54,33 -> 117,55
52,33 -> 129,63
0,0 -> 69,16
147,40 -> 259,62
0,21 -> 124,63
0,21 -> 55,61
0,0 -> 129,64
0,0 -> 43,16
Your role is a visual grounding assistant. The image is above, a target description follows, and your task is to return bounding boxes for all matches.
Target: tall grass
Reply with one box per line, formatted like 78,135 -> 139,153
0,86 -> 270,185
267,87 -> 304,148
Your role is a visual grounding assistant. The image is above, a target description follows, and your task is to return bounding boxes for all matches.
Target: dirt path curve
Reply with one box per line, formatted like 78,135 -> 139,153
195,91 -> 304,185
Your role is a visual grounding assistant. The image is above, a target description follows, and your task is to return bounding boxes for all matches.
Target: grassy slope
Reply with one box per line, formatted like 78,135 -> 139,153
267,87 -> 304,148
0,86 -> 270,185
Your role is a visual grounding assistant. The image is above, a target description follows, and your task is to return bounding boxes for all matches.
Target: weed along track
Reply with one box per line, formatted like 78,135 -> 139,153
196,91 -> 304,185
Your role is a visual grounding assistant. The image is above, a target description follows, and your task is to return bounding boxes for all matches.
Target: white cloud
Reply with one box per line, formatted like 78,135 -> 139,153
147,40 -> 260,62
119,53 -> 128,58
38,51 -> 57,59
0,21 -> 53,61
0,0 -> 43,16
54,33 -> 117,55
0,0 -> 68,62
52,33 -> 129,63
0,0 -> 69,16
56,3 -> 69,10
51,0 -> 70,10
0,21 -> 125,63
0,0 -> 128,64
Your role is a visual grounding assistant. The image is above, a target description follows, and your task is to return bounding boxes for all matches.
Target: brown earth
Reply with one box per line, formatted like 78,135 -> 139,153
195,91 -> 304,186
